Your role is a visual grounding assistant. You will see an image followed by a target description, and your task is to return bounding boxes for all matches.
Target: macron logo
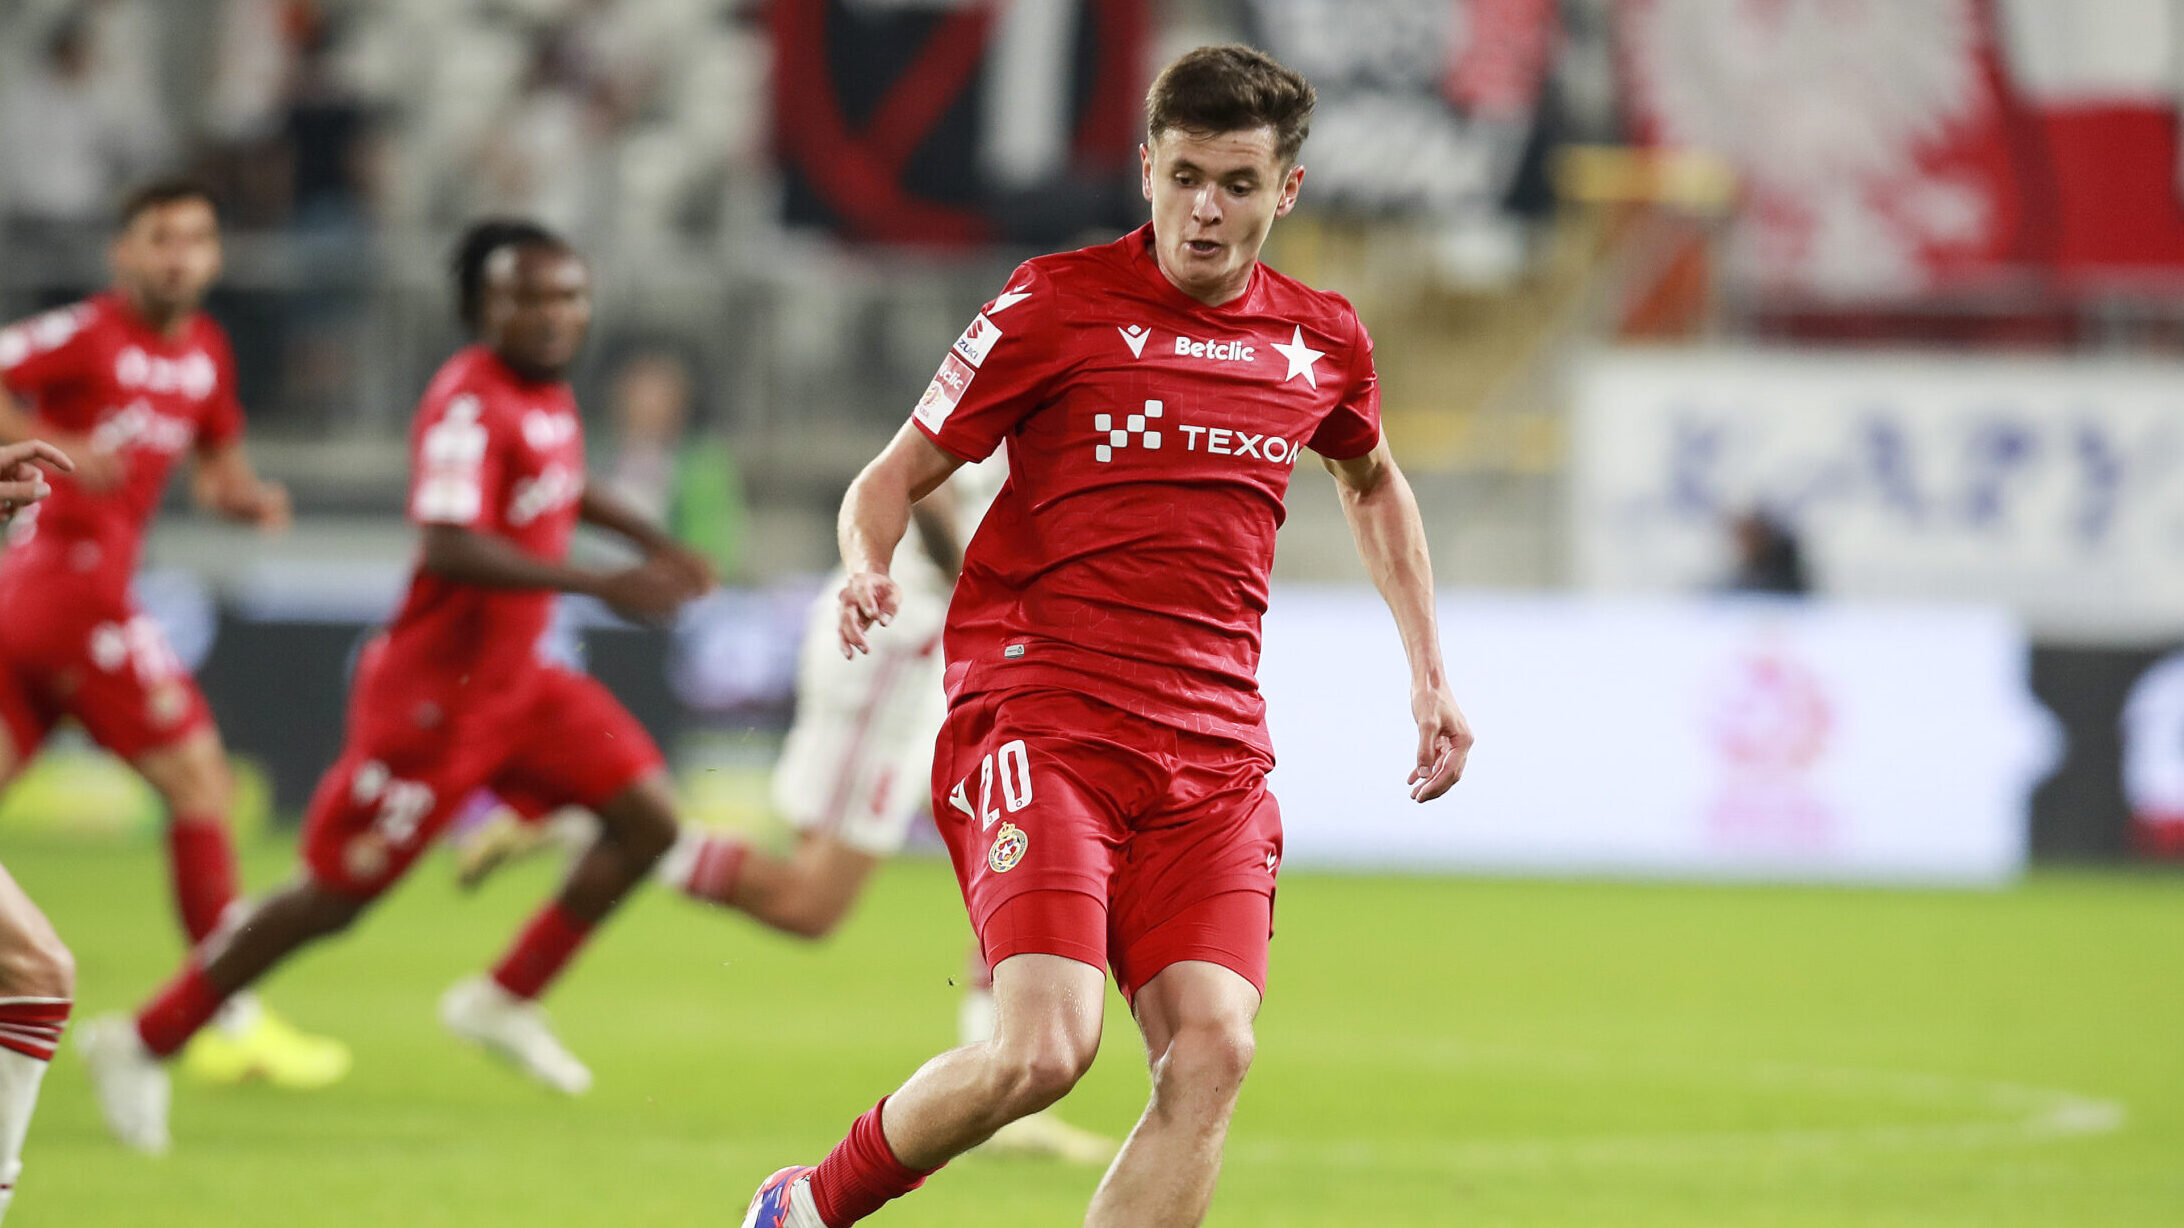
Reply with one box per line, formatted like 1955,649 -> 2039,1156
1118,325 -> 1150,358
1175,335 -> 1257,363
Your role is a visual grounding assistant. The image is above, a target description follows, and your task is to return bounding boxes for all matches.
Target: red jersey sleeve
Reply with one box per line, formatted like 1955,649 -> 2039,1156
408,386 -> 505,529
0,303 -> 99,402
910,263 -> 1062,463
194,329 -> 245,452
1307,310 -> 1382,462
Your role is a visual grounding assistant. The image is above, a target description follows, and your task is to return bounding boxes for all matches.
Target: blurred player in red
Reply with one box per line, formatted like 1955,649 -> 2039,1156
80,220 -> 712,1152
0,183 -> 346,1089
742,46 -> 1473,1227
0,437 -> 75,1224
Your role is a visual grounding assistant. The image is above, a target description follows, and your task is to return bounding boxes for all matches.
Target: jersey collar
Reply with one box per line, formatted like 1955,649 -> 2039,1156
1127,223 -> 1263,318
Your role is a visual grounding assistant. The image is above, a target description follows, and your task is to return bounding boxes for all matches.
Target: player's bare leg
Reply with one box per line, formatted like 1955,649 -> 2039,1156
661,829 -> 879,939
746,954 -> 1105,1226
1083,960 -> 1260,1227
442,772 -> 676,1094
958,945 -> 1119,1165
134,729 -> 350,1089
0,858 -> 73,1221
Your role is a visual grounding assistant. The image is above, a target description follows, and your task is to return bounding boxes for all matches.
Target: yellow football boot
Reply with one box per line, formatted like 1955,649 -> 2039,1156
179,994 -> 350,1089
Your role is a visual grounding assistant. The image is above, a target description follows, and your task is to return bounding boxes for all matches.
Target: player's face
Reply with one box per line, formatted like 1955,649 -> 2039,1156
480,246 -> 592,379
110,198 -> 222,321
1141,126 -> 1304,306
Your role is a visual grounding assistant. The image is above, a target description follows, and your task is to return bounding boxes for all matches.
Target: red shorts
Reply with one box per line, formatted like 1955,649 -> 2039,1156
0,574 -> 213,762
300,638 -> 664,898
931,688 -> 1282,1001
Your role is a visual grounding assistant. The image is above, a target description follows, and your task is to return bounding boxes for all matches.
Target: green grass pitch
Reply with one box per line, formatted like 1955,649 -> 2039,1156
7,836 -> 2181,1225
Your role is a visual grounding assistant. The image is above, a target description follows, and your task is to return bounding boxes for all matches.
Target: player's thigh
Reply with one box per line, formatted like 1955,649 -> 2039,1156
492,668 -> 667,822
930,692 -> 1147,953
65,610 -> 217,766
1110,759 -> 1282,1003
298,728 -> 498,899
989,950 -> 1108,1068
0,861 -> 72,999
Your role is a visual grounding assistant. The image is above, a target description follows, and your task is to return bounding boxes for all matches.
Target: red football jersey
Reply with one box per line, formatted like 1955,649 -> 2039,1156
382,346 -> 586,689
914,224 -> 1382,747
0,293 -> 244,592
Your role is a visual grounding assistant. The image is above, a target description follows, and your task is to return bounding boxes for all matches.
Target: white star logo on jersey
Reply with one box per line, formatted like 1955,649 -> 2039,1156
948,780 -> 975,817
1271,325 -> 1326,389
1117,324 -> 1150,358
989,284 -> 1032,314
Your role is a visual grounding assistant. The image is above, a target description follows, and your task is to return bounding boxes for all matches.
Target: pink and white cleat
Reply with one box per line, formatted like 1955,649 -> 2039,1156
740,1165 -> 822,1228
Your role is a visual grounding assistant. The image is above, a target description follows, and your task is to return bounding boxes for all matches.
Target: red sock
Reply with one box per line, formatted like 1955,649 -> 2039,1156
680,835 -> 749,904
135,963 -> 225,1058
167,816 -> 240,945
489,902 -> 595,1000
0,997 -> 70,1062
810,1098 -> 937,1227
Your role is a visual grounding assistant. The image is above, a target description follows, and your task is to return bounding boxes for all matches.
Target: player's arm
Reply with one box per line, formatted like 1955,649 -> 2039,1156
578,484 -> 714,592
911,482 -> 965,578
837,422 -> 964,656
190,440 -> 291,531
1325,438 -> 1473,801
418,523 -> 700,622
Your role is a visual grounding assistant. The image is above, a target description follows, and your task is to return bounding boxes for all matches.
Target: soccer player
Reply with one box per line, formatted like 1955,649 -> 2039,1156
740,46 -> 1473,1227
0,437 -> 75,1224
79,219 -> 713,1153
0,182 -> 346,1089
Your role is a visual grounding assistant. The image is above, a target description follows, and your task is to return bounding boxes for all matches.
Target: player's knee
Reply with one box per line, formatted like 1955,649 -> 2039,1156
598,790 -> 677,866
988,1028 -> 1099,1114
1157,1015 -> 1255,1097
0,930 -> 74,1000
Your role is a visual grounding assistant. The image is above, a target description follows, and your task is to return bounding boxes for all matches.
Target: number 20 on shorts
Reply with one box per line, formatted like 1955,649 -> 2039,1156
978,739 -> 1033,831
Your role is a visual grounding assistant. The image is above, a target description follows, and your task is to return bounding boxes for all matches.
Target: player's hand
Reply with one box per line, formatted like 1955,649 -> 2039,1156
0,439 -> 72,521
594,556 -> 705,623
1408,683 -> 1472,802
650,541 -> 715,594
837,570 -> 901,658
239,478 -> 291,533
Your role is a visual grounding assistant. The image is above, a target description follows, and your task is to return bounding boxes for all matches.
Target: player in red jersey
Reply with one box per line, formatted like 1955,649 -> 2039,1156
0,437 -> 75,1224
0,183 -> 348,1089
742,45 -> 1474,1228
79,220 -> 712,1152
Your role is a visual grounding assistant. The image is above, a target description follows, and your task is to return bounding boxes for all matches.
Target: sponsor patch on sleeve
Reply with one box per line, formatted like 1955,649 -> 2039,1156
913,353 -> 977,431
951,313 -> 1003,369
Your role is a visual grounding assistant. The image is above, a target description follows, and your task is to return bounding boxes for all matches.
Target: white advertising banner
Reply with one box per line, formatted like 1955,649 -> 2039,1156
1262,591 -> 2053,884
1573,349 -> 2184,638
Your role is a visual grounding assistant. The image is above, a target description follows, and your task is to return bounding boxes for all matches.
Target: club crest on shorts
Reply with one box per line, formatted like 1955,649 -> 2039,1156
988,821 -> 1028,873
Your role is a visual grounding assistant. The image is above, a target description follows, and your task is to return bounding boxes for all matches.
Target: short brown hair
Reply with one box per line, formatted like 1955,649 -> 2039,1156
1147,45 -> 1317,166
116,179 -> 218,231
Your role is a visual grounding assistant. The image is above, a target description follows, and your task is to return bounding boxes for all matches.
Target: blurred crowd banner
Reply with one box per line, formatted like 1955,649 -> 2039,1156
1262,591 -> 2051,885
771,0 -> 1147,245
1249,0 -> 1555,215
1615,0 -> 2184,298
1573,349 -> 2184,640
